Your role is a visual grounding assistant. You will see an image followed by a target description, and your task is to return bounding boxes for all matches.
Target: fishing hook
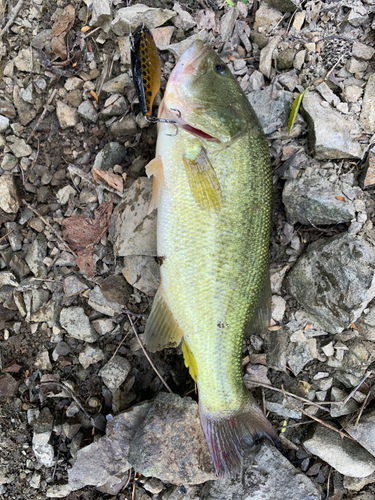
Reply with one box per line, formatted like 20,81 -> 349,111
145,115 -> 179,137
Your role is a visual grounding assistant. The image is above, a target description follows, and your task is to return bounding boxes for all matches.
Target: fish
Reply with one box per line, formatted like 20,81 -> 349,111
143,39 -> 278,477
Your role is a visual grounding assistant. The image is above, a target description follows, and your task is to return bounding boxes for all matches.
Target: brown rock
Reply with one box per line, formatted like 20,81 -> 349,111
360,150 -> 375,189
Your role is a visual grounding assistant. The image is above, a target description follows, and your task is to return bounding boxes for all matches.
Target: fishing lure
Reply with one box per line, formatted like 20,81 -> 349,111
130,24 -> 178,133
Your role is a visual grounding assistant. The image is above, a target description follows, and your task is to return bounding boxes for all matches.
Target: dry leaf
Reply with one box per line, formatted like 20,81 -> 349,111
336,196 -> 345,202
50,4 -> 76,61
81,26 -> 91,33
92,168 -> 123,193
305,323 -> 312,331
62,199 -> 113,277
350,322 -> 358,330
268,325 -> 281,331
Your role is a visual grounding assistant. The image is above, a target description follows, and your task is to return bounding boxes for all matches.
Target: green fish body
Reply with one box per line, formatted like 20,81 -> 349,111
144,40 -> 277,476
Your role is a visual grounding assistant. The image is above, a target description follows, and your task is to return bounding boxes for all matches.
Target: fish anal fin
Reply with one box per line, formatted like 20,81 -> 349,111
144,288 -> 183,352
183,147 -> 223,211
200,397 -> 278,477
181,339 -> 198,382
244,267 -> 271,338
145,155 -> 165,213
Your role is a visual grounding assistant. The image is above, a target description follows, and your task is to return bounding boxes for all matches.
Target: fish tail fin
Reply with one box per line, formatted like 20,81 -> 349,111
200,399 -> 278,477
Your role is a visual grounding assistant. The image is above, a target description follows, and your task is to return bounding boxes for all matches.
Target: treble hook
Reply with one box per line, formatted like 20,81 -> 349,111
145,114 -> 179,137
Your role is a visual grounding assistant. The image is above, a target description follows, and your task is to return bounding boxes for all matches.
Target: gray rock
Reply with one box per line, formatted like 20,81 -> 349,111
360,149 -> 375,190
282,173 -> 356,225
220,7 -> 238,42
172,2 -> 196,30
46,484 -> 72,498
34,350 -> 52,371
287,233 -> 375,333
6,222 -> 22,251
102,73 -> 132,93
102,94 -> 128,116
87,285 -> 123,316
356,305 -> 375,340
114,177 -> 157,257
110,115 -> 138,136
344,472 -> 375,492
68,402 -> 151,490
302,91 -> 363,159
63,275 -> 88,297
267,0 -> 300,11
360,73 -> 375,134
266,397 -> 302,419
128,393 -> 216,484
78,100 -> 98,123
259,36 -> 280,79
31,300 -> 56,326
20,83 -> 34,104
56,101 -> 79,129
8,137 -> 32,158
288,337 -> 317,376
79,345 -> 105,369
90,0 -> 111,26
1,153 -> 18,171
352,41 -> 375,61
254,4 -> 283,31
0,99 -> 16,118
265,327 -> 288,372
0,114 -> 9,133
100,274 -> 133,305
99,355 -> 131,392
64,77 -> 84,91
330,387 -> 358,417
60,307 -> 98,342
247,70 -> 265,92
57,185 -> 76,205
0,175 -> 20,213
92,318 -> 114,335
200,441 -> 320,500
248,87 -> 293,135
25,234 -> 48,278
93,142 -> 127,171
304,425 -> 375,478
13,85 -> 37,126
14,48 -> 40,72
32,407 -> 54,467
122,255 -> 160,295
167,31 -> 209,60
111,5 -> 175,36
339,340 -> 375,378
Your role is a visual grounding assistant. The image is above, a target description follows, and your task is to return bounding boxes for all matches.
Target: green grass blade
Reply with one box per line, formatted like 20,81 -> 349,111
287,87 -> 309,137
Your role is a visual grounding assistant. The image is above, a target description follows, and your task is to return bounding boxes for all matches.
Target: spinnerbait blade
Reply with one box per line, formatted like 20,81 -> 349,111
131,24 -> 161,117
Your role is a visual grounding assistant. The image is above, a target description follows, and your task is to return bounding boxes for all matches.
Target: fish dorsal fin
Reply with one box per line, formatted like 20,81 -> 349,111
182,147 -> 223,211
181,338 -> 198,382
244,267 -> 272,337
144,288 -> 183,352
145,155 -> 164,213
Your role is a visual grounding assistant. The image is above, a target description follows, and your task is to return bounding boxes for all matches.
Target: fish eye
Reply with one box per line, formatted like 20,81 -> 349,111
215,63 -> 226,74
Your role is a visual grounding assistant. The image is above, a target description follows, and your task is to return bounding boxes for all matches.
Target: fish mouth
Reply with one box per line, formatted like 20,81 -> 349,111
179,121 -> 219,142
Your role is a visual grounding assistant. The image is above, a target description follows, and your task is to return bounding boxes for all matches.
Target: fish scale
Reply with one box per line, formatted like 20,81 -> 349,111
144,40 -> 276,476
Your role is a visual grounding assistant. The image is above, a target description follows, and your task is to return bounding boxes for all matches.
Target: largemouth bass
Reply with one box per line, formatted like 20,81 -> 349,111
144,40 -> 277,476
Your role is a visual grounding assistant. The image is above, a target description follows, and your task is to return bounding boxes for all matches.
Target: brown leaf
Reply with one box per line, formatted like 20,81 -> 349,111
51,4 -> 76,37
1,361 -> 22,373
350,322 -> 358,330
92,168 -> 123,193
81,26 -> 91,33
336,196 -> 346,202
62,200 -> 113,277
50,4 -> 76,60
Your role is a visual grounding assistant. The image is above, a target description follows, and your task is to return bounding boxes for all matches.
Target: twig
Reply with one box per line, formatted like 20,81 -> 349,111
27,89 -> 58,143
355,388 -> 372,426
325,54 -> 345,81
82,26 -> 100,39
246,380 -> 330,413
0,0 -> 24,40
121,469 -> 132,492
0,225 -> 17,242
342,371 -> 372,405
122,308 -> 148,318
39,381 -> 95,426
327,466 -> 332,499
281,386 -> 355,441
109,325 -> 132,363
22,200 -> 77,258
127,313 -> 173,394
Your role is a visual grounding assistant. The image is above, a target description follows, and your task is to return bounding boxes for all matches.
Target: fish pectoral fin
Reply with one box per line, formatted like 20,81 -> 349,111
145,155 -> 165,213
181,339 -> 198,382
183,147 -> 223,211
144,288 -> 183,352
244,267 -> 271,337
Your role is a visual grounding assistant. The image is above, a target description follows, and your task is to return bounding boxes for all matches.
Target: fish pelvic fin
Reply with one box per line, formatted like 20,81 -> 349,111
200,398 -> 278,477
145,155 -> 165,213
183,147 -> 223,211
181,338 -> 198,382
144,288 -> 183,352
